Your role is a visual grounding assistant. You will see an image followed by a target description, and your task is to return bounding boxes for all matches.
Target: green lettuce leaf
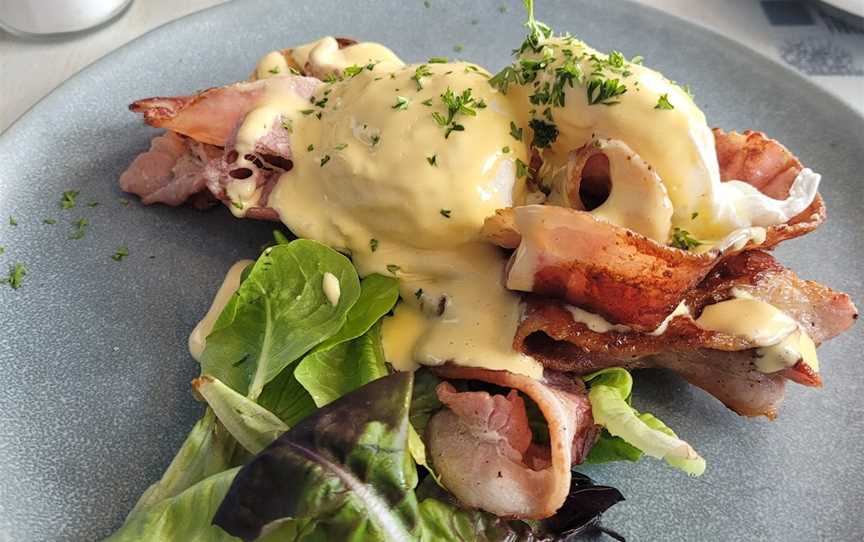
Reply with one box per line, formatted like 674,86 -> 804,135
213,372 -> 420,541
201,240 -> 361,400
257,363 -> 318,428
584,368 -> 706,476
293,274 -> 398,407
193,376 -> 288,455
294,321 -> 389,407
584,429 -> 643,464
125,410 -> 237,517
108,467 -> 242,541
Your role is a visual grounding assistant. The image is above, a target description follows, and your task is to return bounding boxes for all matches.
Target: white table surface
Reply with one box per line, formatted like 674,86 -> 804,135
1,0 -> 862,134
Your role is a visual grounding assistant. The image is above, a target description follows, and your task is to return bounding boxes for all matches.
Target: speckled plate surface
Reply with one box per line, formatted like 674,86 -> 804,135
0,1 -> 862,540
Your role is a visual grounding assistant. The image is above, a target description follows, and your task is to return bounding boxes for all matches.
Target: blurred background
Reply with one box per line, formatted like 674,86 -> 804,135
0,0 -> 862,132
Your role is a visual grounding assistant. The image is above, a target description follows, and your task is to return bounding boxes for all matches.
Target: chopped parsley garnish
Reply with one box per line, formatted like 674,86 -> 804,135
488,66 -> 519,93
439,209 -> 452,218
670,228 -> 701,251
502,146 -> 510,153
421,98 -> 433,106
586,77 -> 627,106
392,96 -> 410,110
43,218 -> 56,225
119,198 -> 130,206
343,64 -> 364,78
281,118 -> 293,132
9,216 -> 17,226
691,212 -> 699,220
232,201 -> 244,211
607,50 -> 626,70
519,0 -> 552,54
61,190 -> 79,209
307,144 -> 314,152
411,64 -> 433,90
370,238 -> 379,252
300,109 -> 315,116
427,154 -> 437,166
334,143 -> 348,151
69,218 -> 89,240
529,118 -> 559,148
453,44 -> 464,53
509,121 -> 523,141
631,55 -> 644,65
655,93 -> 674,110
432,87 -> 482,138
515,158 -> 529,178
414,288 -> 424,300
320,155 -> 331,167
386,264 -> 401,275
428,56 -> 448,64
268,66 -> 280,75
111,246 -> 129,262
1,263 -> 26,289
371,134 -> 381,146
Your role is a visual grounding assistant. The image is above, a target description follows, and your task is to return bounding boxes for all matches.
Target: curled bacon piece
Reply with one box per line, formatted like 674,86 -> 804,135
714,128 -> 802,199
123,75 -> 320,214
515,251 -> 858,418
486,129 -> 826,330
426,365 -> 596,519
129,75 -> 320,146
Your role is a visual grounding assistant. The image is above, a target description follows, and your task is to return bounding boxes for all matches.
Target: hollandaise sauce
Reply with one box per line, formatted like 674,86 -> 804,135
191,34 -> 821,379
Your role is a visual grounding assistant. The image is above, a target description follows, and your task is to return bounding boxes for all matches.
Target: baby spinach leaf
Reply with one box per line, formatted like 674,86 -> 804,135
294,321 -> 389,407
201,240 -> 360,400
293,274 -> 398,406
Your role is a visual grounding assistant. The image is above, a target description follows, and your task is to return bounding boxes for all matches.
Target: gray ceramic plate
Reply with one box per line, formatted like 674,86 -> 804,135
1,1 -> 862,540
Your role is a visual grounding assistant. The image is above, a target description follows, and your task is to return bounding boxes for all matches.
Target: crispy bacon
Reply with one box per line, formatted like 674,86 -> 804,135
504,205 -> 717,331
486,127 -> 826,330
426,366 -> 596,519
515,251 -> 858,418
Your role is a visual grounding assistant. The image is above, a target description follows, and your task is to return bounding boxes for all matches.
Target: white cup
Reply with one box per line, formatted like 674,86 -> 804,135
0,0 -> 133,37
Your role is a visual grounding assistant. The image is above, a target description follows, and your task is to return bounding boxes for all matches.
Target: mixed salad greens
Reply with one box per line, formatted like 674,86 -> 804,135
108,234 -> 704,541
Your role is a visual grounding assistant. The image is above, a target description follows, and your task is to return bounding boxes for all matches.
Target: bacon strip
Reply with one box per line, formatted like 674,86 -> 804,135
505,205 -> 717,331
426,366 -> 596,519
129,75 -> 320,146
119,131 -> 221,206
484,129 -> 826,330
714,128 -> 802,199
515,251 -> 858,418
